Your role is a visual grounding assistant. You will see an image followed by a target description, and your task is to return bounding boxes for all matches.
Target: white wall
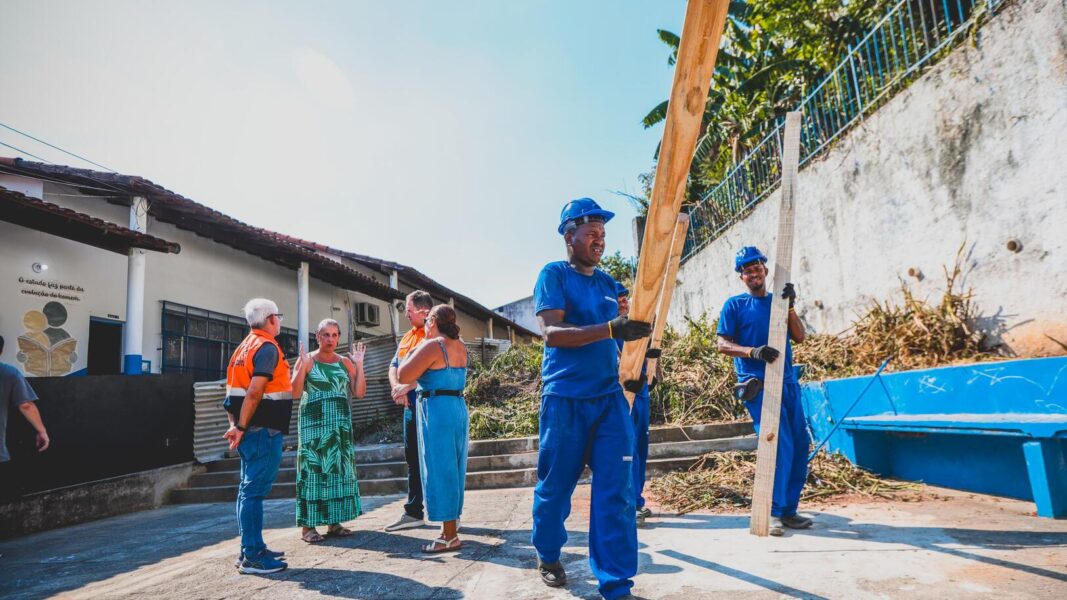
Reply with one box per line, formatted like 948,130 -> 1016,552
669,0 -> 1067,356
495,295 -> 539,335
0,221 -> 126,375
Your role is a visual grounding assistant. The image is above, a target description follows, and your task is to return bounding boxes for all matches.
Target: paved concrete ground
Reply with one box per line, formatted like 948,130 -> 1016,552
1,486 -> 1065,599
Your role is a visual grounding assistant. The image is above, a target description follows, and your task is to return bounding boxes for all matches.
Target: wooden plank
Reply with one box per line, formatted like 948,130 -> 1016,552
749,111 -> 803,536
619,0 -> 731,407
646,214 -> 690,382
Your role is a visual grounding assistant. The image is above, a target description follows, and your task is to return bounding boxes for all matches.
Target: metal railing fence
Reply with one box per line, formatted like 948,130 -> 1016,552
682,0 -> 1006,261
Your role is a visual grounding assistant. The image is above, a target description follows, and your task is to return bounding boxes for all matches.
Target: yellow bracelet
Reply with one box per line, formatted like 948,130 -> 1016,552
607,321 -> 613,338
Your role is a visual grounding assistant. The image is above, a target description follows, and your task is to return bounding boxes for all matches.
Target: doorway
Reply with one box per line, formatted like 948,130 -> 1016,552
87,319 -> 123,375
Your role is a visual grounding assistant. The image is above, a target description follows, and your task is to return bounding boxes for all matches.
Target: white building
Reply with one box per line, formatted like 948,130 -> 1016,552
0,157 -> 537,382
494,295 -> 539,335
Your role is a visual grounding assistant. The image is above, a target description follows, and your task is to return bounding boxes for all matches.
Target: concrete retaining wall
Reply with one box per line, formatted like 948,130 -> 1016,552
669,0 -> 1067,356
0,462 -> 198,539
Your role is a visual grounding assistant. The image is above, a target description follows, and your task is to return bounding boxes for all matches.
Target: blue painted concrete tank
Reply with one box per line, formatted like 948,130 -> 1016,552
801,357 -> 1067,517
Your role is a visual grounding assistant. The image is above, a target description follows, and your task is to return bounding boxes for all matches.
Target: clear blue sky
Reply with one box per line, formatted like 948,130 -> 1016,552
0,0 -> 687,308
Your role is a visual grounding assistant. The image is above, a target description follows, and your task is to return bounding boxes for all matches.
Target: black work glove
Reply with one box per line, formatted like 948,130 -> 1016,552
750,345 -> 780,363
782,282 -> 797,309
609,316 -> 652,341
645,348 -> 662,359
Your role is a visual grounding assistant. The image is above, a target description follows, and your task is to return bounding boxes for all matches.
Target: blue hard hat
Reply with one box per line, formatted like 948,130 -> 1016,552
615,282 -> 629,297
734,246 -> 768,272
558,197 -> 615,235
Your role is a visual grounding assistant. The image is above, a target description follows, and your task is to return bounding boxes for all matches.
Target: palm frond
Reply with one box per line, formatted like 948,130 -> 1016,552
642,100 -> 669,129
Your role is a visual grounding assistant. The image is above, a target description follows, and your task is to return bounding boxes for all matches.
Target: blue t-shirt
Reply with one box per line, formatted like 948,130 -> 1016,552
1,362 -> 39,463
716,292 -> 796,383
535,261 -> 621,399
252,343 -> 278,379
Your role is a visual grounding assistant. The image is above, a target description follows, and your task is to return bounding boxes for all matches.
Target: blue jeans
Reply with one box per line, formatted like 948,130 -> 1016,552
237,428 -> 283,556
532,391 -> 637,600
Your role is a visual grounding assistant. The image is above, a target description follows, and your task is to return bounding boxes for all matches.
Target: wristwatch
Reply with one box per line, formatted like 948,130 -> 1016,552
235,423 -> 248,432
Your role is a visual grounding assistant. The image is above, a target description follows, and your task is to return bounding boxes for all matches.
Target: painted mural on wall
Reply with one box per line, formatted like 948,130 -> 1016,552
17,301 -> 78,376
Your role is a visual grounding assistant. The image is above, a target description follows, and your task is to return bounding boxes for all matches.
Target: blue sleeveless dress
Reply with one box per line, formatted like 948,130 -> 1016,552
415,338 -> 469,522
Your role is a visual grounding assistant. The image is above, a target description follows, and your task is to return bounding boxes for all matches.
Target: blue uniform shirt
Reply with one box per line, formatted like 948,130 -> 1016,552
716,292 -> 796,383
535,261 -> 621,399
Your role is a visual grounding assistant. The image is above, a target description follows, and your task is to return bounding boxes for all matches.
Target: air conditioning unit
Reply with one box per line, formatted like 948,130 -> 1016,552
355,302 -> 380,327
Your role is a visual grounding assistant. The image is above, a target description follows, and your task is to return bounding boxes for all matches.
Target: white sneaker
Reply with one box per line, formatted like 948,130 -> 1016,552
384,514 -> 425,532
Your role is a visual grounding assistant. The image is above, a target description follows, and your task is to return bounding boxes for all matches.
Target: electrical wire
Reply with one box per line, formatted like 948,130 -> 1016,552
0,140 -> 53,164
0,167 -> 128,194
0,122 -> 117,173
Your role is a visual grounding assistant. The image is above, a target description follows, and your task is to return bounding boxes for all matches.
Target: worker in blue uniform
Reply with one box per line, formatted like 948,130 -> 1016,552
614,283 -> 658,524
716,246 -> 813,536
532,198 -> 652,600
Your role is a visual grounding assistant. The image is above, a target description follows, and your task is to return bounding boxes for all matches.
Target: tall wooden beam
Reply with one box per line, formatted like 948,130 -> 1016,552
750,111 -> 803,536
646,214 -> 690,381
619,0 -> 731,406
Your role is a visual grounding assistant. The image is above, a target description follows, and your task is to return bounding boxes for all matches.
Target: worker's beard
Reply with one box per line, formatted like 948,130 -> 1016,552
746,279 -> 767,296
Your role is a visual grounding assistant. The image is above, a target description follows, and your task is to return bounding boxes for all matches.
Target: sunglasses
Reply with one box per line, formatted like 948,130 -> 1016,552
270,313 -> 284,322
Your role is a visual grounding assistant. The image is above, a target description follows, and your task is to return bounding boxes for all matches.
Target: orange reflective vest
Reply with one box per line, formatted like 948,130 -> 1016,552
224,329 -> 294,433
226,329 -> 293,400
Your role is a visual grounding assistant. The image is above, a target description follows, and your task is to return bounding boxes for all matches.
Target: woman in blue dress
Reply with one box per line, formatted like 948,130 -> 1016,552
397,304 -> 469,553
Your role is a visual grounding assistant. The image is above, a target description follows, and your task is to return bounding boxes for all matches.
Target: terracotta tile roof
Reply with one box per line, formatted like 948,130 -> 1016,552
0,185 -> 181,255
0,158 -> 403,301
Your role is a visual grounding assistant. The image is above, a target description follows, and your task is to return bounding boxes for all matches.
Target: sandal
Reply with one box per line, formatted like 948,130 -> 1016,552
326,525 -> 355,537
302,529 -> 325,543
422,536 -> 461,554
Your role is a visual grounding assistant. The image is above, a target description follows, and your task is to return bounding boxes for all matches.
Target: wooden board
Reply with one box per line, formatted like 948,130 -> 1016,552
646,214 -> 690,382
749,111 -> 803,536
619,0 -> 731,407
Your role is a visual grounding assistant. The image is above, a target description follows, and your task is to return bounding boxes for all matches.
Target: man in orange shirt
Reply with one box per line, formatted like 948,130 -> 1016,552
384,290 -> 434,531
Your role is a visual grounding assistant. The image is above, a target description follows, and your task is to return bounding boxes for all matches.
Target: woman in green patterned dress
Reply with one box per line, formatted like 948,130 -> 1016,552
291,319 -> 367,543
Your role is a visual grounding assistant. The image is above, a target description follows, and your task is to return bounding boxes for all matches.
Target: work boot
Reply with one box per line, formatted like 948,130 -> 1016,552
768,517 -> 785,536
538,559 -> 567,587
781,514 -> 813,529
636,506 -> 653,521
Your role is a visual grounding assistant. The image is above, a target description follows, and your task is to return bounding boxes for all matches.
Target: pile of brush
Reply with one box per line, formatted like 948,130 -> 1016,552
796,256 -> 992,379
649,450 -> 924,514
464,340 -> 543,439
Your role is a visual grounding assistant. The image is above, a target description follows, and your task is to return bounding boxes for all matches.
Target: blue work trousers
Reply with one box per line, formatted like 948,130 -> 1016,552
631,388 -> 650,509
532,391 -> 637,600
237,428 -> 283,557
745,381 -> 809,517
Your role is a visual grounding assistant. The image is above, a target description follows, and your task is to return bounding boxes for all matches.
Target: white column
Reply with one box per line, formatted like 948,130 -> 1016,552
448,296 -> 455,307
123,196 -> 148,374
487,318 -> 494,339
389,269 -> 401,339
297,262 -> 309,349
